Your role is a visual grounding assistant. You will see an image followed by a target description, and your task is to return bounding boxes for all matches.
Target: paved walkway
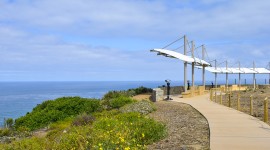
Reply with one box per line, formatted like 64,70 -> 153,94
171,94 -> 270,150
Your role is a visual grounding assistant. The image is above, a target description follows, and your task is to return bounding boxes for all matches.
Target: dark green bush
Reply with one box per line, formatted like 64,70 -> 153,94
15,97 -> 102,131
129,86 -> 153,95
102,86 -> 153,100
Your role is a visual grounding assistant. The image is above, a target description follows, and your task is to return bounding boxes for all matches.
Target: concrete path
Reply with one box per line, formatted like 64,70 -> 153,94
171,94 -> 270,150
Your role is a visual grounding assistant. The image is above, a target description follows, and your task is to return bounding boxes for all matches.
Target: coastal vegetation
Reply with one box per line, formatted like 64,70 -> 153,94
15,97 -> 102,131
0,86 -> 166,149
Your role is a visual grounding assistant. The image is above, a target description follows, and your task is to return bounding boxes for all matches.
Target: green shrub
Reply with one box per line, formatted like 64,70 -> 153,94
0,128 -> 12,137
101,93 -> 136,110
130,86 -> 153,95
15,97 -> 102,131
119,100 -> 156,115
109,96 -> 135,109
102,86 -> 153,100
4,118 -> 14,129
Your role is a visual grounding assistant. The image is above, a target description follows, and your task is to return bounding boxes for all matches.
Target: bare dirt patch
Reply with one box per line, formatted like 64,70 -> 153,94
132,94 -> 151,101
147,101 -> 210,150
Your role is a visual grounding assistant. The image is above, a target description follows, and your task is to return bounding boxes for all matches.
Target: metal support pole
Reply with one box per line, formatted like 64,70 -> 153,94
226,60 -> 228,92
191,41 -> 195,88
192,62 -> 195,87
214,59 -> 217,102
215,59 -> 217,88
264,97 -> 268,123
238,62 -> 241,91
268,62 -> 270,84
269,62 -> 270,85
228,92 -> 231,107
215,88 -> 217,102
202,45 -> 205,86
253,61 -> 256,91
250,95 -> 253,116
184,35 -> 187,92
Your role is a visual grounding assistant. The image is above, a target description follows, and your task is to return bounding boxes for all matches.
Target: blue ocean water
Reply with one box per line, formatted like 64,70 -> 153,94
0,81 -> 175,126
0,79 -> 268,126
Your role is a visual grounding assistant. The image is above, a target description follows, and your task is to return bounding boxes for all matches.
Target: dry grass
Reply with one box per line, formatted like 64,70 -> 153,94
132,94 -> 151,101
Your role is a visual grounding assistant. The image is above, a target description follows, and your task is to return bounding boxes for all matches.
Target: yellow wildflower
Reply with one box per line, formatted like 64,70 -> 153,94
119,137 -> 125,142
124,147 -> 130,150
142,133 -> 145,138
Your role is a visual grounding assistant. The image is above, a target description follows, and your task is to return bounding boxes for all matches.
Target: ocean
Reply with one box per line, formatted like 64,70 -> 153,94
0,79 -> 268,127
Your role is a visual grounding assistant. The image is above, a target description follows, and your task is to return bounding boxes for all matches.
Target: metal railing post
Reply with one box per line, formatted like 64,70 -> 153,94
237,93 -> 240,110
215,88 -> 217,102
250,95 -> 253,116
264,97 -> 268,123
210,89 -> 213,101
220,92 -> 222,104
229,92 -> 231,107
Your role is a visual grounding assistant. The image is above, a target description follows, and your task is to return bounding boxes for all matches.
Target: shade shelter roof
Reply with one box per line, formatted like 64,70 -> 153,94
150,48 -> 211,67
204,67 -> 270,74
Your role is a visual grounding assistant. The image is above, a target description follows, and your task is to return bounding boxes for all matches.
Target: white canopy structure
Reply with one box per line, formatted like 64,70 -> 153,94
203,67 -> 270,74
150,36 -> 212,92
150,49 -> 211,67
150,35 -> 270,92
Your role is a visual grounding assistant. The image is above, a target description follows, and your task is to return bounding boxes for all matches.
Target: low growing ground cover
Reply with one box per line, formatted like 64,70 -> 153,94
0,87 -> 165,149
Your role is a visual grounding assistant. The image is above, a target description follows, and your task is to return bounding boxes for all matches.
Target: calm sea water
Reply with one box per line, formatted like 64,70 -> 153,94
0,79 -> 268,126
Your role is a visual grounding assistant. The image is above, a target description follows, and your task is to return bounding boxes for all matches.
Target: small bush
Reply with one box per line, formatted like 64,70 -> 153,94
131,86 -> 153,95
110,96 -> 135,109
101,94 -> 136,110
72,113 -> 95,126
0,128 -> 12,137
119,100 -> 156,115
4,118 -> 14,129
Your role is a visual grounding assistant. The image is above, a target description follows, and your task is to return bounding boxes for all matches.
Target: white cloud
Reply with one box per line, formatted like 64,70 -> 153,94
0,0 -> 270,81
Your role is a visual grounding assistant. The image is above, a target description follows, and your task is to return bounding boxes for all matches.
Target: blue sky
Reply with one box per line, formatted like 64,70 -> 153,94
0,0 -> 270,82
